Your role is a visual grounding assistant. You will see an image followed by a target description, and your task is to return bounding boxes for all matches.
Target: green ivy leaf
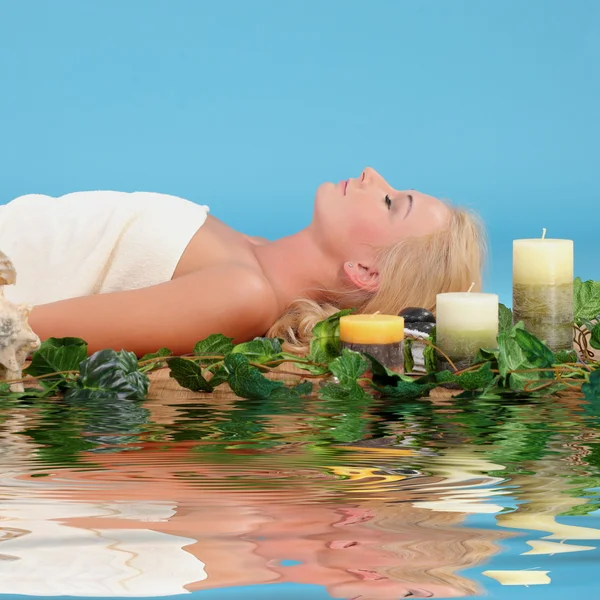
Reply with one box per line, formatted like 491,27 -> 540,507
513,327 -> 555,368
364,353 -> 414,387
138,347 -> 172,373
374,379 -> 435,401
308,309 -> 353,365
206,365 -> 229,388
473,346 -> 500,365
554,349 -> 578,364
270,380 -> 313,401
23,337 -> 88,388
582,370 -> 600,400
66,349 -> 149,399
319,381 -> 369,402
423,325 -> 437,373
403,338 -> 415,373
328,349 -> 369,386
0,381 -> 60,399
497,332 -> 526,379
590,323 -> 600,350
167,357 -> 213,392
224,353 -> 285,400
498,303 -> 513,335
456,363 -> 496,390
194,334 -> 235,366
231,337 -> 283,364
574,277 -> 600,325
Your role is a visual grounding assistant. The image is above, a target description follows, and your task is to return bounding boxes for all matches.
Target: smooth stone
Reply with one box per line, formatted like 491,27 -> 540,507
405,321 -> 435,334
398,306 -> 436,324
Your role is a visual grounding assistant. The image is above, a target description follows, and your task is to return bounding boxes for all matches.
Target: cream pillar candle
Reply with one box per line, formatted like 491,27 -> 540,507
513,234 -> 573,351
436,293 -> 499,366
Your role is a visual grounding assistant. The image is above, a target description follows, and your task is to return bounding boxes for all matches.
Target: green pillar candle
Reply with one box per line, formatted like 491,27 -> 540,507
513,237 -> 574,351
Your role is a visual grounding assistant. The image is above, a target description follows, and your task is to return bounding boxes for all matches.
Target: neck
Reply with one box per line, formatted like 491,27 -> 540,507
252,227 -> 341,311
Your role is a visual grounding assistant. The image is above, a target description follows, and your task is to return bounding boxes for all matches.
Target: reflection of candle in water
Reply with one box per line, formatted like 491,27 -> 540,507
482,570 -> 551,586
436,292 -> 499,367
522,540 -> 595,555
339,314 -> 404,373
499,512 -> 600,540
513,230 -> 574,351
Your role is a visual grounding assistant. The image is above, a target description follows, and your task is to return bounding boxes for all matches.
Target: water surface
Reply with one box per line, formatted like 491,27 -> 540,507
1,380 -> 599,599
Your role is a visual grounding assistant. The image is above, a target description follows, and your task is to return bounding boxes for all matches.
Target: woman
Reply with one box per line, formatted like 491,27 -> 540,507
0,167 -> 485,355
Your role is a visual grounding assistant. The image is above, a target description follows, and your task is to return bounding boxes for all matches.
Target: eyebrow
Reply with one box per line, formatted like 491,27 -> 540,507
404,194 -> 414,219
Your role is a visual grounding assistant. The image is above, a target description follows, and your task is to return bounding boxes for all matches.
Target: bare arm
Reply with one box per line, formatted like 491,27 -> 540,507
28,266 -> 280,356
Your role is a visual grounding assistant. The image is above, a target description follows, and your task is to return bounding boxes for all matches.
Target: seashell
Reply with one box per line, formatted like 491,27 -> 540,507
0,250 -> 16,286
0,251 -> 40,392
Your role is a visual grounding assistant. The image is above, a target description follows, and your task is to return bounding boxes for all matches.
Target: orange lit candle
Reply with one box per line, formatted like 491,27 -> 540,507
339,314 -> 405,373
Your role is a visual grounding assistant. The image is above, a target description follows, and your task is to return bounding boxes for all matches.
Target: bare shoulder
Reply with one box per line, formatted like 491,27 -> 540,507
167,264 -> 281,345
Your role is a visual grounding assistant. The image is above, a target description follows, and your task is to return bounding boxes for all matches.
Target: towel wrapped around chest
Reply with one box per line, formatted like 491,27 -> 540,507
0,191 -> 209,306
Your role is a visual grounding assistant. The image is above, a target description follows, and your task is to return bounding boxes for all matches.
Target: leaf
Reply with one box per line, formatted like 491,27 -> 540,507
403,338 -> 415,373
308,309 -> 354,365
23,337 -> 88,387
554,349 -> 578,364
574,277 -> 600,325
0,382 -> 60,399
364,353 -> 414,387
374,379 -> 435,401
498,303 -> 513,335
497,332 -> 523,379
194,334 -> 235,365
497,331 -> 533,391
206,365 -> 229,388
473,346 -> 500,366
328,349 -> 369,386
167,357 -> 213,392
138,347 -> 172,372
590,323 -> 600,350
319,381 -> 369,402
231,337 -> 283,364
270,380 -> 313,401
582,370 -> 600,401
513,327 -> 555,368
66,349 -> 149,399
457,363 -> 496,390
423,326 -> 437,373
224,353 -> 285,400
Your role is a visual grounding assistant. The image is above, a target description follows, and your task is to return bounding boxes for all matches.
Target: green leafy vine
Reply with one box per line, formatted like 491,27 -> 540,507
1,278 -> 599,403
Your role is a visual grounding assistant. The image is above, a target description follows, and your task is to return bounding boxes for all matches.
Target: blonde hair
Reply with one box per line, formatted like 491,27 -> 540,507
268,203 -> 487,353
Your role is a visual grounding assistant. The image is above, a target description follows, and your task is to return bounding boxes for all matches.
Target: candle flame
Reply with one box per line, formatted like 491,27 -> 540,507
542,228 -> 547,239
467,282 -> 475,293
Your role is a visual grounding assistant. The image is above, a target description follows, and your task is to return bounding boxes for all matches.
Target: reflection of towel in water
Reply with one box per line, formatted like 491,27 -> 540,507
0,498 -> 208,596
0,191 -> 210,306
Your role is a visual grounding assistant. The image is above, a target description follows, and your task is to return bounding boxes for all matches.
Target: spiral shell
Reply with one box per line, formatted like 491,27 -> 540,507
0,250 -> 16,286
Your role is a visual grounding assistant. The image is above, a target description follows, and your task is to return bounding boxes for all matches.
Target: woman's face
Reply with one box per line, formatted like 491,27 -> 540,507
311,167 -> 449,265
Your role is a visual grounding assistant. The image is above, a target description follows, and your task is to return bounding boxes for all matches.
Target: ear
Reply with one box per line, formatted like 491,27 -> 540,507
343,261 -> 379,292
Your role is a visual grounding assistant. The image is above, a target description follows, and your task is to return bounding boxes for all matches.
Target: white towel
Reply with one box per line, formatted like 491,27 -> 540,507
0,191 -> 209,305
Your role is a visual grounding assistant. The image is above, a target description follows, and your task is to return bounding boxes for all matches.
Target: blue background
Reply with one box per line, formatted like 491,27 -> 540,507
0,0 -> 598,305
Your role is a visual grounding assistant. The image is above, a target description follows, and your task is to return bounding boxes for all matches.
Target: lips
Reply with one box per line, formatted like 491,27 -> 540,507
340,179 -> 348,194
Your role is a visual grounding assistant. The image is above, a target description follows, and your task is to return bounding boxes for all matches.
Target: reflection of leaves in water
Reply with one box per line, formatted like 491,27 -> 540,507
20,393 -> 151,463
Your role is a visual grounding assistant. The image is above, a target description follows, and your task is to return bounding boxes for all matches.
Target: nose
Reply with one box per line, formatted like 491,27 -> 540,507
361,167 -> 387,187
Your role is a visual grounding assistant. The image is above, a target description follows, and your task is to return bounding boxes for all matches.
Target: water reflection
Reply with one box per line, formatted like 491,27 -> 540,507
0,383 -> 599,598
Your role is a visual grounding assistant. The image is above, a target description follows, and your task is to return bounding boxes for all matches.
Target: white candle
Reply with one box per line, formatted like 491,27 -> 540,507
513,236 -> 574,351
436,292 -> 499,365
